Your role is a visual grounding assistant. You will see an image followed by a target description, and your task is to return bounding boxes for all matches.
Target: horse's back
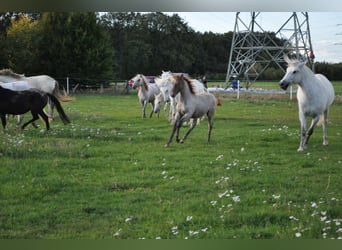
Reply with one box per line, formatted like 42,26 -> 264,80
0,88 -> 47,115
0,81 -> 31,91
26,75 -> 57,93
315,74 -> 335,105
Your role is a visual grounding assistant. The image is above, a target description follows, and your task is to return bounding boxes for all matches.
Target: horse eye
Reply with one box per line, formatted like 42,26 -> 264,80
293,70 -> 297,74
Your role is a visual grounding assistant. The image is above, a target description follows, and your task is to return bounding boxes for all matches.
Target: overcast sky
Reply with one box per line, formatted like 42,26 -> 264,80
166,12 -> 342,63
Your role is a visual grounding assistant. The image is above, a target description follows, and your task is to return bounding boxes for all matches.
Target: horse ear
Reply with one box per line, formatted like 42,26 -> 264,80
284,54 -> 290,63
299,61 -> 307,68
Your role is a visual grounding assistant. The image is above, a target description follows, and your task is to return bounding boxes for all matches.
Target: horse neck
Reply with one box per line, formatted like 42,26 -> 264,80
178,80 -> 194,102
137,79 -> 150,99
298,66 -> 317,97
0,75 -> 23,83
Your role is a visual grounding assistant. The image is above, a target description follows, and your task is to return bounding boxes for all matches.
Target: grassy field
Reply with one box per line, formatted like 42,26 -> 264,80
0,90 -> 341,239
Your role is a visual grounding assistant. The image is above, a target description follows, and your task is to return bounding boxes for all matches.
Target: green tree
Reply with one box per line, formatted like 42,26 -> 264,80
38,12 -> 115,85
6,14 -> 40,73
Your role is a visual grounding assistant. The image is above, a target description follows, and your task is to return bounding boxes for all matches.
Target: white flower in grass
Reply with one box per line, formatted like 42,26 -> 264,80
232,195 -> 240,202
171,226 -> 179,235
210,200 -> 217,206
289,216 -> 299,221
295,232 -> 302,238
125,217 -> 133,222
272,194 -> 281,200
189,230 -> 199,236
216,155 -> 224,161
113,228 -> 122,237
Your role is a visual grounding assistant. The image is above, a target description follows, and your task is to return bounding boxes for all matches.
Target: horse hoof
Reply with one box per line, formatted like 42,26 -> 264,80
297,147 -> 304,152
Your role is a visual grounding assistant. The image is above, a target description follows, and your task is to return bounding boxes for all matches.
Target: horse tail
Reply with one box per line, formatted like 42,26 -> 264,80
216,97 -> 222,106
53,80 -> 74,102
46,93 -> 71,125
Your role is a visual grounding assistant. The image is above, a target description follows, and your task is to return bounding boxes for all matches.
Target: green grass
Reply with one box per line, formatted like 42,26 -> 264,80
0,93 -> 341,239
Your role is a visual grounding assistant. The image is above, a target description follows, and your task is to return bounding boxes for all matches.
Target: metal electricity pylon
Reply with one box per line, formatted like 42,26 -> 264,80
225,12 -> 315,88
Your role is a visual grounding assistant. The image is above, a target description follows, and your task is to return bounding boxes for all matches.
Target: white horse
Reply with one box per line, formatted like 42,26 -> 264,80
0,69 -> 70,118
165,74 -> 217,147
154,71 -> 207,123
128,74 -> 161,119
279,56 -> 335,151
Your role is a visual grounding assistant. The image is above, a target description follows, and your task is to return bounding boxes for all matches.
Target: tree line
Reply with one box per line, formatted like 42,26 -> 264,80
0,12 -> 341,87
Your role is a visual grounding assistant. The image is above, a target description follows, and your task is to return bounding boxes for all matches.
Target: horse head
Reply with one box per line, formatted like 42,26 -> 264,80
153,92 -> 164,113
280,57 -> 307,90
129,74 -> 145,89
155,77 -> 171,103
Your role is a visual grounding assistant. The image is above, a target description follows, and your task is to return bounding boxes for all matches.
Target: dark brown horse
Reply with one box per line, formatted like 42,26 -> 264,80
0,86 -> 70,130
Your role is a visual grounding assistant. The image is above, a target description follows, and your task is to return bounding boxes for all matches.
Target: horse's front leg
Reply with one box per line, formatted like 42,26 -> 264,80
305,115 -> 320,146
298,112 -> 307,152
177,113 -> 191,143
179,118 -> 197,144
164,101 -> 169,113
165,114 -> 181,147
1,114 -> 7,130
21,112 -> 40,130
141,100 -> 147,119
149,102 -> 154,118
165,113 -> 182,147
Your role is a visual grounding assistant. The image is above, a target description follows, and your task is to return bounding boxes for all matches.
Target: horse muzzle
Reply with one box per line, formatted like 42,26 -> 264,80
279,81 -> 290,90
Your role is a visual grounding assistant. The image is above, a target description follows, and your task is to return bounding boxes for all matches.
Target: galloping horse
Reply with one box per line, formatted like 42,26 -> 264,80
165,74 -> 217,147
279,56 -> 335,151
0,86 -> 70,130
128,74 -> 161,119
0,69 -> 71,118
154,71 -> 207,123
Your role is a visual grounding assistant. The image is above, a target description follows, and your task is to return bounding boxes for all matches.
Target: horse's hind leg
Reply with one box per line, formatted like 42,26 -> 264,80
16,115 -> 23,126
322,110 -> 329,146
207,115 -> 214,143
47,97 -> 55,119
38,110 -> 50,130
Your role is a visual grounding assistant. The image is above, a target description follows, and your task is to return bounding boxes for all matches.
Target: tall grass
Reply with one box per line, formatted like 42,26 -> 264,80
0,93 -> 341,239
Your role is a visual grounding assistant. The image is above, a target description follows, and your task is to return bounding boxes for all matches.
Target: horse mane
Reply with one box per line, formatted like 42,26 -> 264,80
0,69 -> 24,79
175,75 -> 196,94
140,74 -> 149,90
284,56 -> 314,77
